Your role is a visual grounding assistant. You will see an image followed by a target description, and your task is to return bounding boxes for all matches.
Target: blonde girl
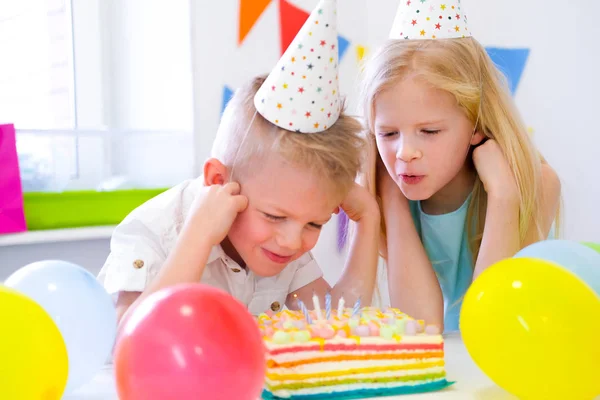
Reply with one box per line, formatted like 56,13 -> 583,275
359,1 -> 561,331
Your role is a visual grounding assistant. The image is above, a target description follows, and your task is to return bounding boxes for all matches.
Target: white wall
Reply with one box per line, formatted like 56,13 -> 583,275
467,0 -> 600,242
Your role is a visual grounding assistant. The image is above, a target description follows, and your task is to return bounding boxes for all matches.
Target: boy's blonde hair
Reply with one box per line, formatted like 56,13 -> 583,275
212,75 -> 365,199
360,38 -> 557,264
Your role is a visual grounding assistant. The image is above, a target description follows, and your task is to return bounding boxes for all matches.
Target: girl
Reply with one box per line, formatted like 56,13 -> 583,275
359,1 -> 561,332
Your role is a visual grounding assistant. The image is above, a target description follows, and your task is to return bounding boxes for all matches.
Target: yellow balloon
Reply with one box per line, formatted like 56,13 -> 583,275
0,286 -> 68,399
461,258 -> 600,400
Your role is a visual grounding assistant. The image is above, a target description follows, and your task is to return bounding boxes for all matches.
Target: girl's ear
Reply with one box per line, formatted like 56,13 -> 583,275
203,158 -> 229,186
470,131 -> 486,146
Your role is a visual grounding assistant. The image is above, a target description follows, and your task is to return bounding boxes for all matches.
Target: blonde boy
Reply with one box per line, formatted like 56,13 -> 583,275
98,0 -> 380,322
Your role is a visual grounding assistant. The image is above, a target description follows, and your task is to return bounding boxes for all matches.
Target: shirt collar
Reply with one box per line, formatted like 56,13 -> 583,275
207,244 -> 227,264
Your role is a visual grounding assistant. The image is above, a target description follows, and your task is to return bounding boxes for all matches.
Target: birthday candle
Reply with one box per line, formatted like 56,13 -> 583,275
312,291 -> 324,321
325,292 -> 331,320
337,296 -> 345,319
297,299 -> 313,324
352,297 -> 361,317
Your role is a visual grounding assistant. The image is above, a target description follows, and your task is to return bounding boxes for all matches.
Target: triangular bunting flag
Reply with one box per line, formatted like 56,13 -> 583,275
338,34 -> 350,60
485,47 -> 530,95
356,45 -> 367,63
278,0 -> 310,56
221,85 -> 234,116
238,0 -> 273,45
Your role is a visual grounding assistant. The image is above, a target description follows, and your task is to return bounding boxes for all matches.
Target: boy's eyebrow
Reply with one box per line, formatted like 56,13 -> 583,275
416,119 -> 445,126
268,205 -> 332,223
269,205 -> 294,217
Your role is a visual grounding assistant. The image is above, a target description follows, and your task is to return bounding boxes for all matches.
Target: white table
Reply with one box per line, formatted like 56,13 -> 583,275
65,333 -> 516,400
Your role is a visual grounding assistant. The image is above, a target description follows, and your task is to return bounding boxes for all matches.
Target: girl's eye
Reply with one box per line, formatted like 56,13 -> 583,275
422,129 -> 440,135
378,131 -> 398,138
308,223 -> 323,230
264,213 -> 285,221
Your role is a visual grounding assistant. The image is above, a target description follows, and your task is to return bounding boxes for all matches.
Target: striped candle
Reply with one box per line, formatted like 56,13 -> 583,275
312,292 -> 324,321
298,299 -> 313,324
337,296 -> 345,319
352,297 -> 361,318
325,292 -> 331,320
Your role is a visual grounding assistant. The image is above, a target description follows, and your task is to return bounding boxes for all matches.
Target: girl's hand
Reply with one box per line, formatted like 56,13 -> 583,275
377,155 -> 409,209
472,139 -> 519,202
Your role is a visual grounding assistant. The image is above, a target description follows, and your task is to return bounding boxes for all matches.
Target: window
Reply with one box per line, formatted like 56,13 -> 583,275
1,0 -> 195,192
0,0 -> 75,129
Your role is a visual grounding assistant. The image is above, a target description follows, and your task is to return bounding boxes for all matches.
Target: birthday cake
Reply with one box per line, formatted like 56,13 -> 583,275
258,302 -> 451,400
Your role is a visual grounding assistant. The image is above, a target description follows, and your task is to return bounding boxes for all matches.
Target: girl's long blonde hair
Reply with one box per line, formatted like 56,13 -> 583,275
360,37 -> 553,264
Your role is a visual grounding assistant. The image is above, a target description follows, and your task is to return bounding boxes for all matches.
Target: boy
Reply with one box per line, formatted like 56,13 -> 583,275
98,0 -> 380,322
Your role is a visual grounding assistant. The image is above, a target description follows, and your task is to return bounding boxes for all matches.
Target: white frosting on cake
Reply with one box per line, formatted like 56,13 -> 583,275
266,366 -> 446,385
268,349 -> 442,364
264,334 -> 443,350
267,357 -> 444,375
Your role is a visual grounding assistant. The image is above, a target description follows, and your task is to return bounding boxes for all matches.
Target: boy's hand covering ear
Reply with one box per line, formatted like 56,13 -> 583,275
185,182 -> 249,245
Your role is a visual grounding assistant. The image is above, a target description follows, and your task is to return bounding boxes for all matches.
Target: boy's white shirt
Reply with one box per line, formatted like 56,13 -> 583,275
97,178 -> 323,316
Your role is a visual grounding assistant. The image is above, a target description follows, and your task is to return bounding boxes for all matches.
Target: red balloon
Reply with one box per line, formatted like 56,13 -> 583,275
114,284 -> 266,400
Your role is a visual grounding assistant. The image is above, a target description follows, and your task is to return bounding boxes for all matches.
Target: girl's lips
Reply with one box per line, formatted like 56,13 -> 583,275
399,174 -> 425,184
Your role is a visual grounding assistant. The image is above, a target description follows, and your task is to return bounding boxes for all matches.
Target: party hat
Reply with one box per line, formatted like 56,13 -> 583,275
254,0 -> 340,133
389,0 -> 471,40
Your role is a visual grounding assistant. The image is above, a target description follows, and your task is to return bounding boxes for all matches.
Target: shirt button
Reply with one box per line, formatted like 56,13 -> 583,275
231,268 -> 241,273
133,259 -> 144,269
270,301 -> 281,312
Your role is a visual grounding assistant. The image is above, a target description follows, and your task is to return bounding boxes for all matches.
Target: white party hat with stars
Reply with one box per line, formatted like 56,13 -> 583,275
254,0 -> 340,133
389,0 -> 471,40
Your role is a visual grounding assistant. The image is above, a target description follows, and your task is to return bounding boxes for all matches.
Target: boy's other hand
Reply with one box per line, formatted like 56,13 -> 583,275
339,183 -> 380,223
186,182 -> 249,245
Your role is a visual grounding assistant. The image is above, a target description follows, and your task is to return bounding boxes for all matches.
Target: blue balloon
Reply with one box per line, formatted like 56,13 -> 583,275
5,260 -> 117,394
514,240 -> 600,297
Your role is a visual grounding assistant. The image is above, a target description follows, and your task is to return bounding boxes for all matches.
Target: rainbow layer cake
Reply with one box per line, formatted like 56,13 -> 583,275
258,306 -> 451,400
